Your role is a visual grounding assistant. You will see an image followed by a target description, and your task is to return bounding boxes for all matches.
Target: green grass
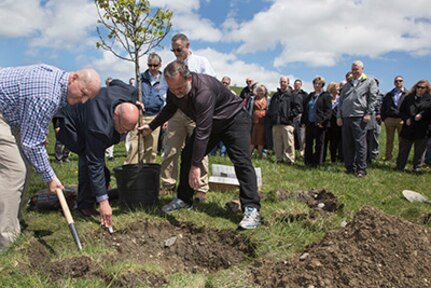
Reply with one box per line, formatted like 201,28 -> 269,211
1,125 -> 430,287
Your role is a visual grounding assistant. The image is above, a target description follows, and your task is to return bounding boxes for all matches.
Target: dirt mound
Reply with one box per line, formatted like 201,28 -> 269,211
252,206 -> 431,288
267,189 -> 343,212
97,220 -> 256,274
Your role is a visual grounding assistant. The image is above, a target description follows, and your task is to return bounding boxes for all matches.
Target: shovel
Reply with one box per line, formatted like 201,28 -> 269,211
56,188 -> 83,251
402,190 -> 431,205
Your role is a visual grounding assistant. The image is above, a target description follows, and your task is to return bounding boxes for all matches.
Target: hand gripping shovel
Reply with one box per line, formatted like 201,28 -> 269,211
402,190 -> 431,205
56,188 -> 83,251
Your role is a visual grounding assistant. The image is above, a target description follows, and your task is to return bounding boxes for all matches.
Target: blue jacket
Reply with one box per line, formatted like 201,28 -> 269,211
140,70 -> 167,115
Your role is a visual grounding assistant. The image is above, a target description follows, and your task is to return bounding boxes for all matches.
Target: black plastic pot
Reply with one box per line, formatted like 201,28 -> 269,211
113,163 -> 160,210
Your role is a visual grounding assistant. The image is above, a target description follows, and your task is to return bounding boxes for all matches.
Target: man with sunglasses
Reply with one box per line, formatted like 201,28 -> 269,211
125,52 -> 167,164
160,33 -> 216,202
56,80 -> 139,230
381,75 -> 407,161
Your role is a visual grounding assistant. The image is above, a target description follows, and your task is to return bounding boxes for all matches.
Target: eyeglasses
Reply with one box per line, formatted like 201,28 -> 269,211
222,82 -> 229,85
148,64 -> 159,68
417,86 -> 426,89
395,80 -> 403,83
170,48 -> 183,53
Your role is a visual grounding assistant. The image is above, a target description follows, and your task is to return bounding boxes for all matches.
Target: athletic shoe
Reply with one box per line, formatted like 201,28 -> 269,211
238,207 -> 261,230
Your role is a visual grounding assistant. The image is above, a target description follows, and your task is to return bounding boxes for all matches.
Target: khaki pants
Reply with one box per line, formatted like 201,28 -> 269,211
384,117 -> 403,161
124,115 -> 160,164
161,110 -> 209,193
0,114 -> 30,251
272,124 -> 295,163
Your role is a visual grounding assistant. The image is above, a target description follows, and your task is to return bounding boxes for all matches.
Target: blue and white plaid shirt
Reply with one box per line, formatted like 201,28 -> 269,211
0,64 -> 69,182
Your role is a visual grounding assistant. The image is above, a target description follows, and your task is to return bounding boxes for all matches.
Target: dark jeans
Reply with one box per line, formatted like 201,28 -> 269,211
304,123 -> 326,166
177,109 -> 260,210
342,117 -> 368,173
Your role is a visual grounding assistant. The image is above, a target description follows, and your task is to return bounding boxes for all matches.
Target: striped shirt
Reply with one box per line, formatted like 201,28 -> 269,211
0,64 -> 69,182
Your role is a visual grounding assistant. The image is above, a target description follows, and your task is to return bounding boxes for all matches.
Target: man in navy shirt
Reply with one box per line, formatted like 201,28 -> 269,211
57,80 -> 139,229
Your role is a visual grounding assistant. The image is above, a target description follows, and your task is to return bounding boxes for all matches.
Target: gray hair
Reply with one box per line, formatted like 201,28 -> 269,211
164,60 -> 191,80
171,33 -> 189,43
148,52 -> 162,64
352,60 -> 364,68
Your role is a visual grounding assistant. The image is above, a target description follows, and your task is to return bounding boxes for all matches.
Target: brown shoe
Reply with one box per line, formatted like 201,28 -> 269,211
194,191 -> 207,202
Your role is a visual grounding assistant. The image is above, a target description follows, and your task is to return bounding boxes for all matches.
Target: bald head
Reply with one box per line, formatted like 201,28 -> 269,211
67,67 -> 101,105
113,102 -> 139,134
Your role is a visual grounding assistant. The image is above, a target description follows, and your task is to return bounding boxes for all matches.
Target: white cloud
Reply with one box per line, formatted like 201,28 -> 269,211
227,0 -> 431,67
0,0 -> 45,37
30,0 -> 97,50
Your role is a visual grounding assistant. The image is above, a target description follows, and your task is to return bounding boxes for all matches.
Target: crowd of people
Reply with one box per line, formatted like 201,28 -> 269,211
1,32 -> 430,253
236,61 -> 431,177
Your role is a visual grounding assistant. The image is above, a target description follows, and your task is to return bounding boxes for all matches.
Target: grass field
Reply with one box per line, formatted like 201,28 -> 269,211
1,125 -> 430,287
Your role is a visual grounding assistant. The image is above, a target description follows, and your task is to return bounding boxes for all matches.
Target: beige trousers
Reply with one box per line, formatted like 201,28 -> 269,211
124,115 -> 160,164
272,124 -> 295,163
384,117 -> 403,161
161,110 -> 209,193
0,114 -> 31,251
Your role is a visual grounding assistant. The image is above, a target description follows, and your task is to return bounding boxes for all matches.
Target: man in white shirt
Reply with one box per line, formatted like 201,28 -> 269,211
160,33 -> 216,202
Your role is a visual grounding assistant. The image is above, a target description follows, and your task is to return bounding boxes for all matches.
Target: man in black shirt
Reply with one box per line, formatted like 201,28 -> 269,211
141,61 -> 261,229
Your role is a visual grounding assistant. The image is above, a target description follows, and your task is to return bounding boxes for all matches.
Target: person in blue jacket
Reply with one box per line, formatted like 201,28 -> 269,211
57,79 -> 140,229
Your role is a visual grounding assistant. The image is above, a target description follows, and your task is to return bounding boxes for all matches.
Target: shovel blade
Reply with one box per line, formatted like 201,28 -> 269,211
402,190 -> 430,204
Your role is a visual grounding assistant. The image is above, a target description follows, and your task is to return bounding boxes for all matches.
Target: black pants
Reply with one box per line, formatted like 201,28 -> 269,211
177,109 -> 260,210
54,139 -> 70,161
396,137 -> 427,170
77,154 -> 111,209
324,125 -> 342,163
304,123 -> 326,166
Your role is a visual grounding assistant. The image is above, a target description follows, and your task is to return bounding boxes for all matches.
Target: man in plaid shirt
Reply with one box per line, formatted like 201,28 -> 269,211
0,64 -> 101,251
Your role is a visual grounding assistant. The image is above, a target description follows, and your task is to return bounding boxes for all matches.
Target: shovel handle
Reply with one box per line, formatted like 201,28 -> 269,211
56,188 -> 74,225
56,188 -> 83,251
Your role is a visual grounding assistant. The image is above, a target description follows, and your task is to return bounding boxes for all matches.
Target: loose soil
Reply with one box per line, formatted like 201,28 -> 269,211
20,204 -> 431,287
23,220 -> 255,287
252,206 -> 431,288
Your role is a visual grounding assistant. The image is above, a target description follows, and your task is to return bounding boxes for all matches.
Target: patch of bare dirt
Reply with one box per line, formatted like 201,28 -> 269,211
111,270 -> 167,288
252,206 -> 431,288
267,189 -> 343,212
97,220 -> 256,274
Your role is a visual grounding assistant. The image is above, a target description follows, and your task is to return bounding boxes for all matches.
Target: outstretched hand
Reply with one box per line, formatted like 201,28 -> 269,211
138,124 -> 152,136
99,200 -> 113,229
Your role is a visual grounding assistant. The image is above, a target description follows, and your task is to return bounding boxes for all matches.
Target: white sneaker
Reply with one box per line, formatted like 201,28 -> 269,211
238,207 -> 261,229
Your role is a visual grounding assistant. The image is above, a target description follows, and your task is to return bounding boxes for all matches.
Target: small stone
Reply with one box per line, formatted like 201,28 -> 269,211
300,252 -> 310,260
340,220 -> 348,228
164,236 -> 177,247
317,203 -> 325,209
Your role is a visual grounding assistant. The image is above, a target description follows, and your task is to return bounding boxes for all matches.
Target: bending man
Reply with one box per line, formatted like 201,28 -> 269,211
141,61 -> 261,230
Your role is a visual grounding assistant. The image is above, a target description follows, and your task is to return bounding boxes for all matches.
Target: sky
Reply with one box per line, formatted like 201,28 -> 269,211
0,0 -> 430,93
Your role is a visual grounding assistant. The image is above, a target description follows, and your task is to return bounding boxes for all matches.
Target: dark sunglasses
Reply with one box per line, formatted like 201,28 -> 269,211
148,64 -> 159,68
222,82 -> 229,85
417,86 -> 426,89
170,48 -> 183,53
395,79 -> 403,83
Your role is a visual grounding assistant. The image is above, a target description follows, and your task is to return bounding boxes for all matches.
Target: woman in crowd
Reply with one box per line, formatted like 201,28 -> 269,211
396,80 -> 431,173
249,83 -> 269,159
301,76 -> 332,167
324,82 -> 343,163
